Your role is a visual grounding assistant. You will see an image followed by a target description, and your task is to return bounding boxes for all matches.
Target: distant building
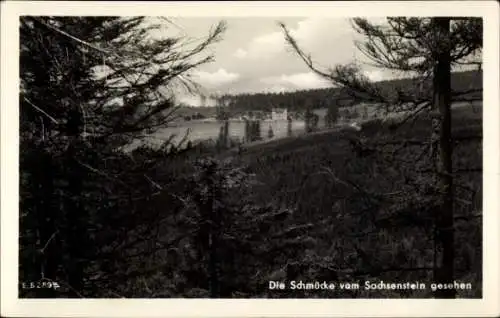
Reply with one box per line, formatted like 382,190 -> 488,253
271,108 -> 288,121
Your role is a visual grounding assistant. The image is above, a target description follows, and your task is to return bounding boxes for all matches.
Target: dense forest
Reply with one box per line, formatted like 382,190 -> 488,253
18,16 -> 483,300
224,70 -> 482,113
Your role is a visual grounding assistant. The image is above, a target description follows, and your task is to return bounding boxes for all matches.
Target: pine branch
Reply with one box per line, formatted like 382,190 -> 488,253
23,97 -> 59,124
31,17 -> 109,54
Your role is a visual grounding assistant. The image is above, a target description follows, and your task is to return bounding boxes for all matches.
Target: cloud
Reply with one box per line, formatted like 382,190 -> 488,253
233,18 -> 350,61
192,68 -> 240,88
287,18 -> 343,45
261,72 -> 332,90
233,48 -> 248,59
233,31 -> 285,60
265,85 -> 288,94
173,17 -> 396,95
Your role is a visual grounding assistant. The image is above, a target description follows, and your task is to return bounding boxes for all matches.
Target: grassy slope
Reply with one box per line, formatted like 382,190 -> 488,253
108,104 -> 482,298
227,104 -> 482,297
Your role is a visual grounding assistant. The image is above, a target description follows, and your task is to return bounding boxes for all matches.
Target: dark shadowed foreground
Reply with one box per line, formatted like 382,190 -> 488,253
20,104 -> 481,298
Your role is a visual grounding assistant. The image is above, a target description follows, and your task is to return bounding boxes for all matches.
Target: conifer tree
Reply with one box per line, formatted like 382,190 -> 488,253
20,16 -> 226,297
325,103 -> 339,128
267,124 -> 274,139
287,116 -> 293,137
280,17 -> 482,298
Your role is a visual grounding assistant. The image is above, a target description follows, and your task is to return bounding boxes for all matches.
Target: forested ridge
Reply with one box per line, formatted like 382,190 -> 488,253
178,69 -> 482,118
220,69 -> 482,112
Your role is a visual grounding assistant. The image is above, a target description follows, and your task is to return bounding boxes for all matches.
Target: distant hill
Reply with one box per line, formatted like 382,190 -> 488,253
222,70 -> 483,114
177,70 -> 482,118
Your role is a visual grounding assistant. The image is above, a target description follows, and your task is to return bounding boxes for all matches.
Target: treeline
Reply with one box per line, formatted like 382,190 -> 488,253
177,106 -> 217,120
213,70 -> 482,114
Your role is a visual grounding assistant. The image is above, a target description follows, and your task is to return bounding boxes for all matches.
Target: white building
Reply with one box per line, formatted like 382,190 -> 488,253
271,108 -> 288,121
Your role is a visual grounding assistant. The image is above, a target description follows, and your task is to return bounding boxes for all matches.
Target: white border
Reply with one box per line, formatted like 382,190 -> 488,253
1,1 -> 499,317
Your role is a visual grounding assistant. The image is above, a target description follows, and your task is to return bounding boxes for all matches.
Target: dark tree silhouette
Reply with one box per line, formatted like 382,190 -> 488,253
280,17 -> 482,298
19,16 -> 226,297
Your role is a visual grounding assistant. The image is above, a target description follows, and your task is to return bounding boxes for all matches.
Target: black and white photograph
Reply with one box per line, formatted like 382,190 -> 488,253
1,1 -> 499,317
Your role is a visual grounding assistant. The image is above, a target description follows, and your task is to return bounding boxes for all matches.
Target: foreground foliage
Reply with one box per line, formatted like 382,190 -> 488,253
20,104 -> 481,298
236,105 -> 482,298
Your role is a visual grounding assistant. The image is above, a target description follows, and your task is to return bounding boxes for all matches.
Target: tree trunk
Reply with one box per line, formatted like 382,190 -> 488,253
208,191 -> 220,298
204,164 -> 220,298
30,72 -> 59,298
244,119 -> 250,143
34,146 -> 59,298
432,17 -> 455,299
64,106 -> 87,297
287,117 -> 293,137
224,120 -> 230,148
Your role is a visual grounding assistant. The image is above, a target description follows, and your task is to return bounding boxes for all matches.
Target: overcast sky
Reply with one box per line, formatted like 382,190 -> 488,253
153,17 -> 398,106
